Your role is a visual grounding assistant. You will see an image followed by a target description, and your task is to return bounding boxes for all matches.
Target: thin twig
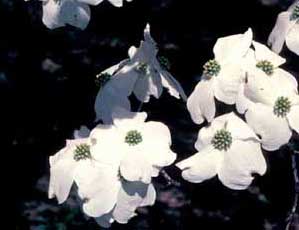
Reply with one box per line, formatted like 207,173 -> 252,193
160,169 -> 181,187
286,151 -> 299,230
137,102 -> 144,112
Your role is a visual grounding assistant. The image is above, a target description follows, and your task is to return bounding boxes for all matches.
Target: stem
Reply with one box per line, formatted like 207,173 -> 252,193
286,151 -> 299,230
137,102 -> 144,112
160,169 -> 181,187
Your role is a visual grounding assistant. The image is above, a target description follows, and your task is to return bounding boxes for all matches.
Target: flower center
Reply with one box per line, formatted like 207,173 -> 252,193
290,4 -> 299,21
273,96 -> 291,117
125,130 -> 143,146
136,62 -> 149,75
203,59 -> 221,78
95,73 -> 111,88
74,144 -> 91,161
256,60 -> 274,76
158,56 -> 171,70
211,129 -> 232,151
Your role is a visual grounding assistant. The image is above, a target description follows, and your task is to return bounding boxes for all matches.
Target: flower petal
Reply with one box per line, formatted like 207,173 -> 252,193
252,41 -> 286,67
236,83 -> 255,114
224,112 -> 259,141
78,0 -> 104,5
160,70 -> 187,101
218,139 -> 266,190
142,121 -> 172,145
287,105 -> 299,133
245,103 -> 292,151
133,68 -> 163,103
213,28 -> 253,64
73,126 -> 90,139
120,150 -> 153,184
90,124 -> 124,166
112,110 -> 147,130
94,63 -> 139,123
140,183 -> 156,207
42,0 -> 91,30
108,0 -> 124,7
243,69 -> 277,105
113,181 -> 151,224
94,85 -> 131,124
268,12 -> 295,54
78,164 -> 120,217
213,64 -> 244,104
286,23 -> 299,56
187,79 -> 216,124
271,68 -> 298,95
176,146 -> 221,183
48,156 -> 76,204
94,213 -> 114,228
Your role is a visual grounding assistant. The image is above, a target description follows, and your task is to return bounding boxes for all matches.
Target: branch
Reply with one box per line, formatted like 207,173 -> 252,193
160,169 -> 181,187
286,150 -> 299,230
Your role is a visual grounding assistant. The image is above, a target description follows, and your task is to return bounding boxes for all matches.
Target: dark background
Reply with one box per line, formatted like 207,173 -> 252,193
3,0 -> 298,229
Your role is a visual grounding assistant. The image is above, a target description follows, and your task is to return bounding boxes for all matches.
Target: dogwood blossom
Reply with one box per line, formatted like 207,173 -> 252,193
187,28 -> 253,124
176,113 -> 267,190
48,137 -> 95,204
75,109 -> 175,226
49,123 -> 157,227
25,0 -> 133,30
121,24 -> 187,103
90,109 -> 177,183
94,24 -> 187,123
268,0 -> 299,55
236,68 -> 299,151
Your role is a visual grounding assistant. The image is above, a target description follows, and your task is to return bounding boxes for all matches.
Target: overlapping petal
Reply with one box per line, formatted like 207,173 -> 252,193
218,140 -> 266,190
187,79 -> 216,124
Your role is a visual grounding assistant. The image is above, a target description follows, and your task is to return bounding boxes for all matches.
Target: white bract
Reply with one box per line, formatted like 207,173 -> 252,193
187,28 -> 253,124
94,24 -> 187,123
268,0 -> 299,55
176,113 -> 267,190
94,60 -> 134,124
236,68 -> 299,151
25,0 -> 133,30
76,163 -> 156,228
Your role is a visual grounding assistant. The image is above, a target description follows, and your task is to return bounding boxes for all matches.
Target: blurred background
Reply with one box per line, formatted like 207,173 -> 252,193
3,0 -> 299,229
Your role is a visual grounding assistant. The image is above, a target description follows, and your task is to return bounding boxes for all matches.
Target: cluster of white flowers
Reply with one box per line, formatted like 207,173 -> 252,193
49,110 -> 176,227
24,0 -> 133,29
45,1 -> 299,227
180,27 -> 298,188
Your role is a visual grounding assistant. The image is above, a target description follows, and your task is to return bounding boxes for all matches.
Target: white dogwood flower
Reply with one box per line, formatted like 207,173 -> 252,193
121,24 -> 187,103
268,0 -> 299,55
25,0 -> 133,30
236,68 -> 299,151
77,110 -> 175,226
187,28 -> 253,124
176,113 -> 267,190
48,137 -> 97,204
94,24 -> 186,123
90,109 -> 177,183
49,124 -> 156,227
